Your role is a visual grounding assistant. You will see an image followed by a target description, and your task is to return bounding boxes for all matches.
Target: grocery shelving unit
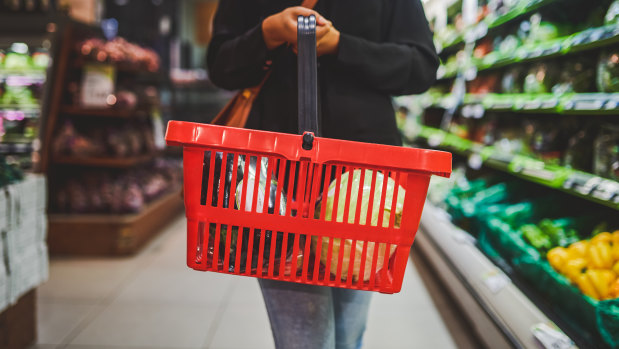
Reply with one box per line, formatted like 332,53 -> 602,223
41,19 -> 183,256
410,0 -> 619,347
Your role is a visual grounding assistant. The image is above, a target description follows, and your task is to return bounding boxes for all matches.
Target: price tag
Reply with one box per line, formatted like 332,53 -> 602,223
80,64 -> 116,107
150,108 -> 166,150
591,179 -> 619,202
428,133 -> 445,147
531,323 -> 575,349
468,153 -> 483,170
522,168 -> 556,181
574,99 -> 604,110
481,269 -> 510,294
523,100 -> 542,110
464,66 -> 478,81
541,99 -> 559,109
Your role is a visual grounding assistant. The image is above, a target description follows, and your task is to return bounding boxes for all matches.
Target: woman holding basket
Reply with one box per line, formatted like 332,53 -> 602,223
207,0 -> 438,348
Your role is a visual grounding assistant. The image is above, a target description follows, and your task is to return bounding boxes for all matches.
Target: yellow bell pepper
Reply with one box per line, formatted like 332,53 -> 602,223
577,273 -> 600,300
609,278 -> 619,299
586,269 -> 617,300
613,243 -> 619,262
612,230 -> 619,244
613,261 -> 619,276
591,232 -> 612,244
567,240 -> 588,260
588,241 -> 614,269
563,258 -> 588,282
547,247 -> 568,272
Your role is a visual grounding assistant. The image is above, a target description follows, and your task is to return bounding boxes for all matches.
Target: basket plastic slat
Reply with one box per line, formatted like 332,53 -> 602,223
331,166 -> 343,222
377,170 -> 389,228
250,156 -> 262,213
307,164 -> 321,220
296,161 -> 308,217
342,166 -> 356,225
313,236 -> 322,282
285,162 -> 296,217
240,154 -> 251,213
217,152 -> 228,208
245,228 -> 256,275
382,242 -> 392,284
279,232 -> 289,277
290,233 -> 300,281
366,170 -> 377,227
357,240 -> 369,287
196,221 -> 205,264
228,153 -> 239,210
335,233 -> 346,285
301,234 -> 311,281
346,239 -> 357,287
324,236 -> 334,283
389,172 -> 401,229
369,240 -> 380,288
213,223 -> 222,271
267,229 -> 277,277
320,165 -> 332,221
353,169 -> 366,225
274,158 -> 286,216
234,225 -> 244,274
223,224 -> 232,271
205,151 -> 216,206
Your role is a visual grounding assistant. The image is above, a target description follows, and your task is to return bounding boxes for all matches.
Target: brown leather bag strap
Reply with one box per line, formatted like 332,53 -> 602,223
301,0 -> 318,8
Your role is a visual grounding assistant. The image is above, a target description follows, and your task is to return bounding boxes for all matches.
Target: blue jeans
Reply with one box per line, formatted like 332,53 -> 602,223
259,279 -> 372,349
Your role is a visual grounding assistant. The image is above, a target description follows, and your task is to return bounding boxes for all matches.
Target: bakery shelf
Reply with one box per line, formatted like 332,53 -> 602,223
60,105 -> 149,118
53,153 -> 156,168
47,188 -> 184,256
414,126 -> 619,210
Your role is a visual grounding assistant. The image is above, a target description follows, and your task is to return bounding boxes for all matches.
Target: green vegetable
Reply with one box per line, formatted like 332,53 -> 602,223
521,224 -> 553,252
311,169 -> 405,281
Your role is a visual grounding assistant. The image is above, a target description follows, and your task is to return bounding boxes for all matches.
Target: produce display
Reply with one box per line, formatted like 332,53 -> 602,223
548,231 -> 619,300
52,158 -> 182,214
201,153 -> 405,281
77,37 -> 160,72
52,120 -> 156,158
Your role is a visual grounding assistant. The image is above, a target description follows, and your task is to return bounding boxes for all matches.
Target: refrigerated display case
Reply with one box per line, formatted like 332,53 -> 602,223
406,0 -> 619,347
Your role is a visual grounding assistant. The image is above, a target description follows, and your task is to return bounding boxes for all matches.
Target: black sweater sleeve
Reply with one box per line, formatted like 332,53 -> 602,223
335,0 -> 439,95
206,0 -> 270,90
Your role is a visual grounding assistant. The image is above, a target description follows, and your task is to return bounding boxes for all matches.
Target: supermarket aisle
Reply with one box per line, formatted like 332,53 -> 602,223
31,216 -> 457,349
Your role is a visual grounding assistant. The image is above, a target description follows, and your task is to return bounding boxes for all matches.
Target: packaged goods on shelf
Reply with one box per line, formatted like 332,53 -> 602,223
0,174 -> 48,312
52,158 -> 182,214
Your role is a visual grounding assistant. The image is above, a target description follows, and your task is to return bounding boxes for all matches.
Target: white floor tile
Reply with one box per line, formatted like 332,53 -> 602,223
69,302 -> 217,348
207,303 -> 274,349
38,258 -> 142,302
226,277 -> 265,306
36,300 -> 101,345
113,267 -> 233,306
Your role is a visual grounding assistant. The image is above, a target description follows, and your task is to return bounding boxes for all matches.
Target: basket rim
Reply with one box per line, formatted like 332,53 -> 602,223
165,121 -> 452,177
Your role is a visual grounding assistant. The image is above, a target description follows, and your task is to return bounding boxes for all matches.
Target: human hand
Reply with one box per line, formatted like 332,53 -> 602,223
316,20 -> 340,56
262,7 -> 329,50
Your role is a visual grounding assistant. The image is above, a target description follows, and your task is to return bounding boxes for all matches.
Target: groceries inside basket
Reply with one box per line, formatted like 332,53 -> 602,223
199,150 -> 406,283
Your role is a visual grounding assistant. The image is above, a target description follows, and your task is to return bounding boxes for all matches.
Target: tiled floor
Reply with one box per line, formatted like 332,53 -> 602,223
31,216 -> 457,349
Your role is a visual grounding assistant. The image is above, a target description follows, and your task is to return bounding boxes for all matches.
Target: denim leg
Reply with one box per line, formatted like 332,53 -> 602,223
332,288 -> 372,349
259,279 -> 335,349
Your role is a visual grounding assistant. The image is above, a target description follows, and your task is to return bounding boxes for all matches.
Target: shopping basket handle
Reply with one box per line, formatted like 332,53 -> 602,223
297,15 -> 319,147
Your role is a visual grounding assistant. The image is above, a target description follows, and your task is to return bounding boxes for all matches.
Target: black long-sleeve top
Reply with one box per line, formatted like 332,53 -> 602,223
207,0 -> 438,146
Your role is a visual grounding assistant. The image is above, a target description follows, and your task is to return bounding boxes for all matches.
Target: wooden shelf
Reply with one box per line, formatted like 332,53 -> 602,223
0,290 -> 36,349
53,153 -> 155,168
61,105 -> 148,118
47,188 -> 184,256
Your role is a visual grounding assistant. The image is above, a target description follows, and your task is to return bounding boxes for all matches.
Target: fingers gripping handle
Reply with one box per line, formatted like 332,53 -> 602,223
297,15 -> 319,144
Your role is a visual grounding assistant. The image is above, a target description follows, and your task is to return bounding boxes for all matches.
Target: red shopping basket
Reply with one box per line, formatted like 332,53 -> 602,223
165,16 -> 451,294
